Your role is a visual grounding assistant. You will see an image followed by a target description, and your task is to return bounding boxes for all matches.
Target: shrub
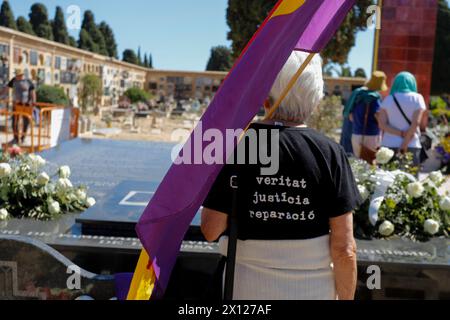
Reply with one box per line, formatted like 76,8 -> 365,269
124,87 -> 151,104
430,96 -> 450,121
307,95 -> 343,140
36,85 -> 69,105
79,74 -> 103,113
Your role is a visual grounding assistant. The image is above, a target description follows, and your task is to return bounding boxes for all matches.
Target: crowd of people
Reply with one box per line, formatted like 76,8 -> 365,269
340,70 -> 428,166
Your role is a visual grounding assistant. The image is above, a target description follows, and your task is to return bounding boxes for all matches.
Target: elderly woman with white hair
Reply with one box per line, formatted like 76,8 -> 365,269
201,51 -> 362,300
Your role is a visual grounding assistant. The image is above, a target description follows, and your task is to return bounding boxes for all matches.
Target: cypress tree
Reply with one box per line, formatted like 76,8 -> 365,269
16,16 -> 34,35
52,6 -> 70,45
29,3 -> 53,40
0,0 -> 17,30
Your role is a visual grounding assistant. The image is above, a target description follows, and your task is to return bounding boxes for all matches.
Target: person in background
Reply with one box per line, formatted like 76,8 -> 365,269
376,72 -> 427,166
340,71 -> 388,155
201,51 -> 362,300
350,71 -> 387,159
0,69 -> 37,145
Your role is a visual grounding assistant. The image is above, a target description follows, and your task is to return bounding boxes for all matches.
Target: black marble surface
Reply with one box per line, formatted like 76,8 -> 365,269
40,138 -> 201,237
40,138 -> 174,203
76,180 -> 201,237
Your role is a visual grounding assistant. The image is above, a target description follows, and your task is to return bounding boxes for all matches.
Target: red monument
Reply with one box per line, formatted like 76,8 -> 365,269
376,0 -> 439,104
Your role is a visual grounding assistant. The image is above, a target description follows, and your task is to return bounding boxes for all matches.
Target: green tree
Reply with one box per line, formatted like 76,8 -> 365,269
80,10 -> 107,55
122,49 -> 139,65
16,16 -> 35,35
124,87 -> 151,103
206,45 -> 233,71
431,0 -> 450,95
79,74 -> 103,113
68,35 -> 77,47
148,54 -> 153,69
137,47 -> 142,66
0,0 -> 16,30
226,0 -> 373,65
354,68 -> 367,78
99,21 -> 117,58
78,28 -> 98,52
29,3 -> 53,40
143,54 -> 149,68
52,6 -> 69,45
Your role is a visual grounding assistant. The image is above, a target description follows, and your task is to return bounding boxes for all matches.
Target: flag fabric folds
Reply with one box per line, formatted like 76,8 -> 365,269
132,0 -> 356,300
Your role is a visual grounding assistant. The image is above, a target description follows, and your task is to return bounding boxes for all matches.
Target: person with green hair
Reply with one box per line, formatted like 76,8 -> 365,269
376,72 -> 427,165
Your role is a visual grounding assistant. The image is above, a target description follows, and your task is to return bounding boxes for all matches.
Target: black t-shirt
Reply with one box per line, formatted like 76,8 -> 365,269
203,123 -> 362,241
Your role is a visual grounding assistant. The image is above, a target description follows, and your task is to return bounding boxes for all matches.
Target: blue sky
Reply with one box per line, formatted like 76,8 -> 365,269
9,0 -> 448,75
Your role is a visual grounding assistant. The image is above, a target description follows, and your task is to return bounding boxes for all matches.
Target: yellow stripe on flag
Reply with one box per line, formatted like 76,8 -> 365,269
271,0 -> 306,18
127,249 -> 156,300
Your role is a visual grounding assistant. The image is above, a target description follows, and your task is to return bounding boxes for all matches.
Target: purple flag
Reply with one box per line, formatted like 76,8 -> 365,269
136,0 -> 356,298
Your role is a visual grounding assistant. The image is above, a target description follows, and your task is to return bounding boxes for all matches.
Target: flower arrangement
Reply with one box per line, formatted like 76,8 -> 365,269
435,132 -> 450,174
0,148 -> 95,221
351,148 -> 449,241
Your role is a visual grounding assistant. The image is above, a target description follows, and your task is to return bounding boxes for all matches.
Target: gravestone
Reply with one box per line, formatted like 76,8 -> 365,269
76,180 -> 202,238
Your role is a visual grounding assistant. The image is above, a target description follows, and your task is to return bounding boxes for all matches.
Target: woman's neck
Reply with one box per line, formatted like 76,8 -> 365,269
258,118 -> 307,128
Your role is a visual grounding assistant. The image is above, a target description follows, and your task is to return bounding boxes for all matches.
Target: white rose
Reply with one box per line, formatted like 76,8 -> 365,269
58,166 -> 71,179
439,197 -> 450,211
429,171 -> 443,184
29,154 -> 46,169
76,189 -> 87,202
424,219 -> 440,235
379,221 -> 395,237
358,185 -> 369,202
85,197 -> 96,208
48,201 -> 61,215
56,178 -> 73,190
0,208 -> 9,221
0,163 -> 12,178
406,182 -> 425,198
376,147 -> 395,164
37,172 -> 50,186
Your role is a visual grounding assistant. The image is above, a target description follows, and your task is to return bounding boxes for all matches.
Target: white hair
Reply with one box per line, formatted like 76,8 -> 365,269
269,51 -> 324,123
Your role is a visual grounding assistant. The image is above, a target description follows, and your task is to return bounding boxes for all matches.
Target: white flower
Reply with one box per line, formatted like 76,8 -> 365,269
429,171 -> 443,184
85,197 -> 96,208
439,197 -> 450,211
358,185 -> 369,202
56,178 -> 73,190
48,200 -> 61,215
0,163 -> 12,178
379,221 -> 395,237
406,182 -> 425,198
376,147 -> 395,164
37,172 -> 50,186
28,154 -> 46,169
76,189 -> 87,202
58,166 -> 71,179
0,208 -> 9,221
424,219 -> 440,235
